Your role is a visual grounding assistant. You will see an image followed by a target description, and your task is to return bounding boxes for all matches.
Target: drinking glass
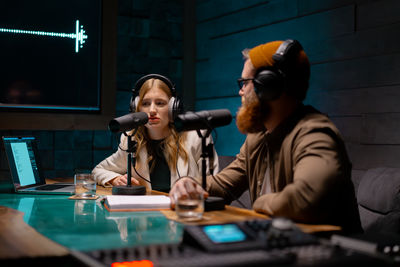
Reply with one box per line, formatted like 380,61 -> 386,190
74,173 -> 96,198
174,192 -> 204,221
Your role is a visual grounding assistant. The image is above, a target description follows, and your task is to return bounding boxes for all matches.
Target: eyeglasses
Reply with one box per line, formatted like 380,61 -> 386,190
237,78 -> 254,90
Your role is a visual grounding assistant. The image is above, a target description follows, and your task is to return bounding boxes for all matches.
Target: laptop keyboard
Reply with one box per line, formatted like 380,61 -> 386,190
36,184 -> 71,190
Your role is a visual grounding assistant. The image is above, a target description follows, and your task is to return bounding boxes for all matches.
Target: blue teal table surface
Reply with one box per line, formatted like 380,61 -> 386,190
0,193 -> 183,252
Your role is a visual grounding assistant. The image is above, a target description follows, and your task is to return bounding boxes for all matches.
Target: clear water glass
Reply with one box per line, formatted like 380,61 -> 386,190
74,173 -> 96,198
174,192 -> 204,221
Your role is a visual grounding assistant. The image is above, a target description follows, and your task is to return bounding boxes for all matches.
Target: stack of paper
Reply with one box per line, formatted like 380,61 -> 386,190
104,195 -> 171,211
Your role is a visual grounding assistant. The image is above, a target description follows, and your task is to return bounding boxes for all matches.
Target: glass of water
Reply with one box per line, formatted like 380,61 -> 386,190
174,192 -> 204,221
74,173 -> 96,198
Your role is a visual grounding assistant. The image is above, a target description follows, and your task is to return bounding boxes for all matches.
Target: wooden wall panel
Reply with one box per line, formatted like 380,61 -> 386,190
197,0 -> 267,22
197,5 -> 355,100
357,0 -> 400,30
361,113 -> 400,144
196,57 -> 244,99
213,122 -> 247,156
195,97 -> 244,156
197,0 -> 296,45
330,116 -> 362,143
195,96 -> 241,115
305,85 -> 400,116
309,53 -> 400,92
304,22 -> 400,64
347,144 -> 400,169
197,5 -> 354,60
298,0 -> 368,15
195,0 -> 400,171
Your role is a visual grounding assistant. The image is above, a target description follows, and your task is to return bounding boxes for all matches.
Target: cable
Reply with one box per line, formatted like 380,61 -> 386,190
116,132 -> 130,152
175,138 -> 182,179
113,131 -> 152,185
132,165 -> 151,184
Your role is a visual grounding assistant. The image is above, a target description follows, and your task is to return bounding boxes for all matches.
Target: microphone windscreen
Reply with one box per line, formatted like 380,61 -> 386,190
174,109 -> 232,132
109,112 -> 149,133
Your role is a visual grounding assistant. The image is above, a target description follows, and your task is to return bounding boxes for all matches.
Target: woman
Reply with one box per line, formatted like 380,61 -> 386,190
92,74 -> 219,193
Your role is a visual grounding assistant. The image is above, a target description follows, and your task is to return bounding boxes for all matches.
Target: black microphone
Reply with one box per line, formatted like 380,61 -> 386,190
108,112 -> 149,133
174,109 -> 232,132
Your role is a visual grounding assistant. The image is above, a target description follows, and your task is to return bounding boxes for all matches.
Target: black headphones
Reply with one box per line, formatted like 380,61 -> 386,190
129,74 -> 183,122
253,39 -> 304,102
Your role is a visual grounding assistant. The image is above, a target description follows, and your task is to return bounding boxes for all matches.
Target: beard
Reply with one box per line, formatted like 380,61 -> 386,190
236,89 -> 269,134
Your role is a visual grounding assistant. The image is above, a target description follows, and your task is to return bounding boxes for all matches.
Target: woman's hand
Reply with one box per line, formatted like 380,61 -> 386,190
110,174 -> 140,186
169,177 -> 209,209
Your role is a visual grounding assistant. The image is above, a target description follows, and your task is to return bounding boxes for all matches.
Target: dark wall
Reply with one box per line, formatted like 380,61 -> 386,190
2,0 -> 400,182
195,0 -> 400,177
0,0 -> 184,181
115,0 -> 184,118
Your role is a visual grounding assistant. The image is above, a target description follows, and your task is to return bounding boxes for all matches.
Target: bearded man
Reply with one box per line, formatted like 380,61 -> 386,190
170,40 -> 362,233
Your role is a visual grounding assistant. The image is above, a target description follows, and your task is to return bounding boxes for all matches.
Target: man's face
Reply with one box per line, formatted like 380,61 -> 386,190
236,59 -> 269,134
239,59 -> 256,101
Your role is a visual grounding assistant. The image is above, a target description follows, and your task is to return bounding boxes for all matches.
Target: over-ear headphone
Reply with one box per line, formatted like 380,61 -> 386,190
129,74 -> 183,121
253,39 -> 304,102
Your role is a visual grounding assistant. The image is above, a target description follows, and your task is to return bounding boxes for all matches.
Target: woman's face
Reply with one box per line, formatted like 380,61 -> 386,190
139,86 -> 170,139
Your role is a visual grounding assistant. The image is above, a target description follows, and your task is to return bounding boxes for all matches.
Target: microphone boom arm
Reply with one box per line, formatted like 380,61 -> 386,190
196,128 -> 225,211
124,129 -> 138,187
196,129 -> 214,189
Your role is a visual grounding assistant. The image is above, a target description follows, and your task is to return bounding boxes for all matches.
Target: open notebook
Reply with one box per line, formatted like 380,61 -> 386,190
2,136 -> 74,195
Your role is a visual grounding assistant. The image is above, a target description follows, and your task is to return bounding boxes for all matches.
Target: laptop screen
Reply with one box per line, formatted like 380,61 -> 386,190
2,136 -> 44,189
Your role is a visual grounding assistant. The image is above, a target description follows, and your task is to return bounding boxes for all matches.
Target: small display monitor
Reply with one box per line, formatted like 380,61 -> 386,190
0,0 -> 102,112
203,224 -> 247,244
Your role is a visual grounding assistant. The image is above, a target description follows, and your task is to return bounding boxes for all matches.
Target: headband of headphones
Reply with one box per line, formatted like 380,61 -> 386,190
129,74 -> 183,121
132,74 -> 176,97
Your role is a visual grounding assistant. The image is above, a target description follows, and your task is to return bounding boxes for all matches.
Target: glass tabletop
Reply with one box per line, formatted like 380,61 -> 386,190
0,193 -> 183,251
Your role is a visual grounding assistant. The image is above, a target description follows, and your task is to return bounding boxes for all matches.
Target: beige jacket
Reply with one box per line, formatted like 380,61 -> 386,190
207,105 -> 361,233
93,130 -> 219,192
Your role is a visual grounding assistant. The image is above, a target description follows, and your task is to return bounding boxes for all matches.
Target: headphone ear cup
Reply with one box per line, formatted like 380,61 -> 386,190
253,69 -> 284,102
129,96 -> 134,112
134,97 -> 139,111
272,39 -> 303,73
168,96 -> 184,121
129,96 -> 139,112
168,96 -> 183,122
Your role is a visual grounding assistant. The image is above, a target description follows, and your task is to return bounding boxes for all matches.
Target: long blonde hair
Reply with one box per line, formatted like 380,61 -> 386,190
132,78 -> 188,172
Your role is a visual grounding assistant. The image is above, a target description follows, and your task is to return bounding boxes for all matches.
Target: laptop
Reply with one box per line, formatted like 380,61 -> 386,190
2,136 -> 75,195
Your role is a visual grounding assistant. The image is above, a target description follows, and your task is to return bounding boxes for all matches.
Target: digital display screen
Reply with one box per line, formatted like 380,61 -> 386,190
3,137 -> 42,187
11,142 -> 36,186
203,224 -> 247,244
0,0 -> 102,112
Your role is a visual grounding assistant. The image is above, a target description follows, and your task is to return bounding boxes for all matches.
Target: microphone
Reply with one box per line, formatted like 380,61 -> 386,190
108,112 -> 149,133
174,109 -> 232,132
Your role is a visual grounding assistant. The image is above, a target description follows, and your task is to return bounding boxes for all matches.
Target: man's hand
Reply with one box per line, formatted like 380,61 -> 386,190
169,177 -> 209,209
110,174 -> 140,186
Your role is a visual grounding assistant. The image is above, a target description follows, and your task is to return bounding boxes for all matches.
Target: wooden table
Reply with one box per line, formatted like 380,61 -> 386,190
92,181 -> 341,234
0,179 -> 341,260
